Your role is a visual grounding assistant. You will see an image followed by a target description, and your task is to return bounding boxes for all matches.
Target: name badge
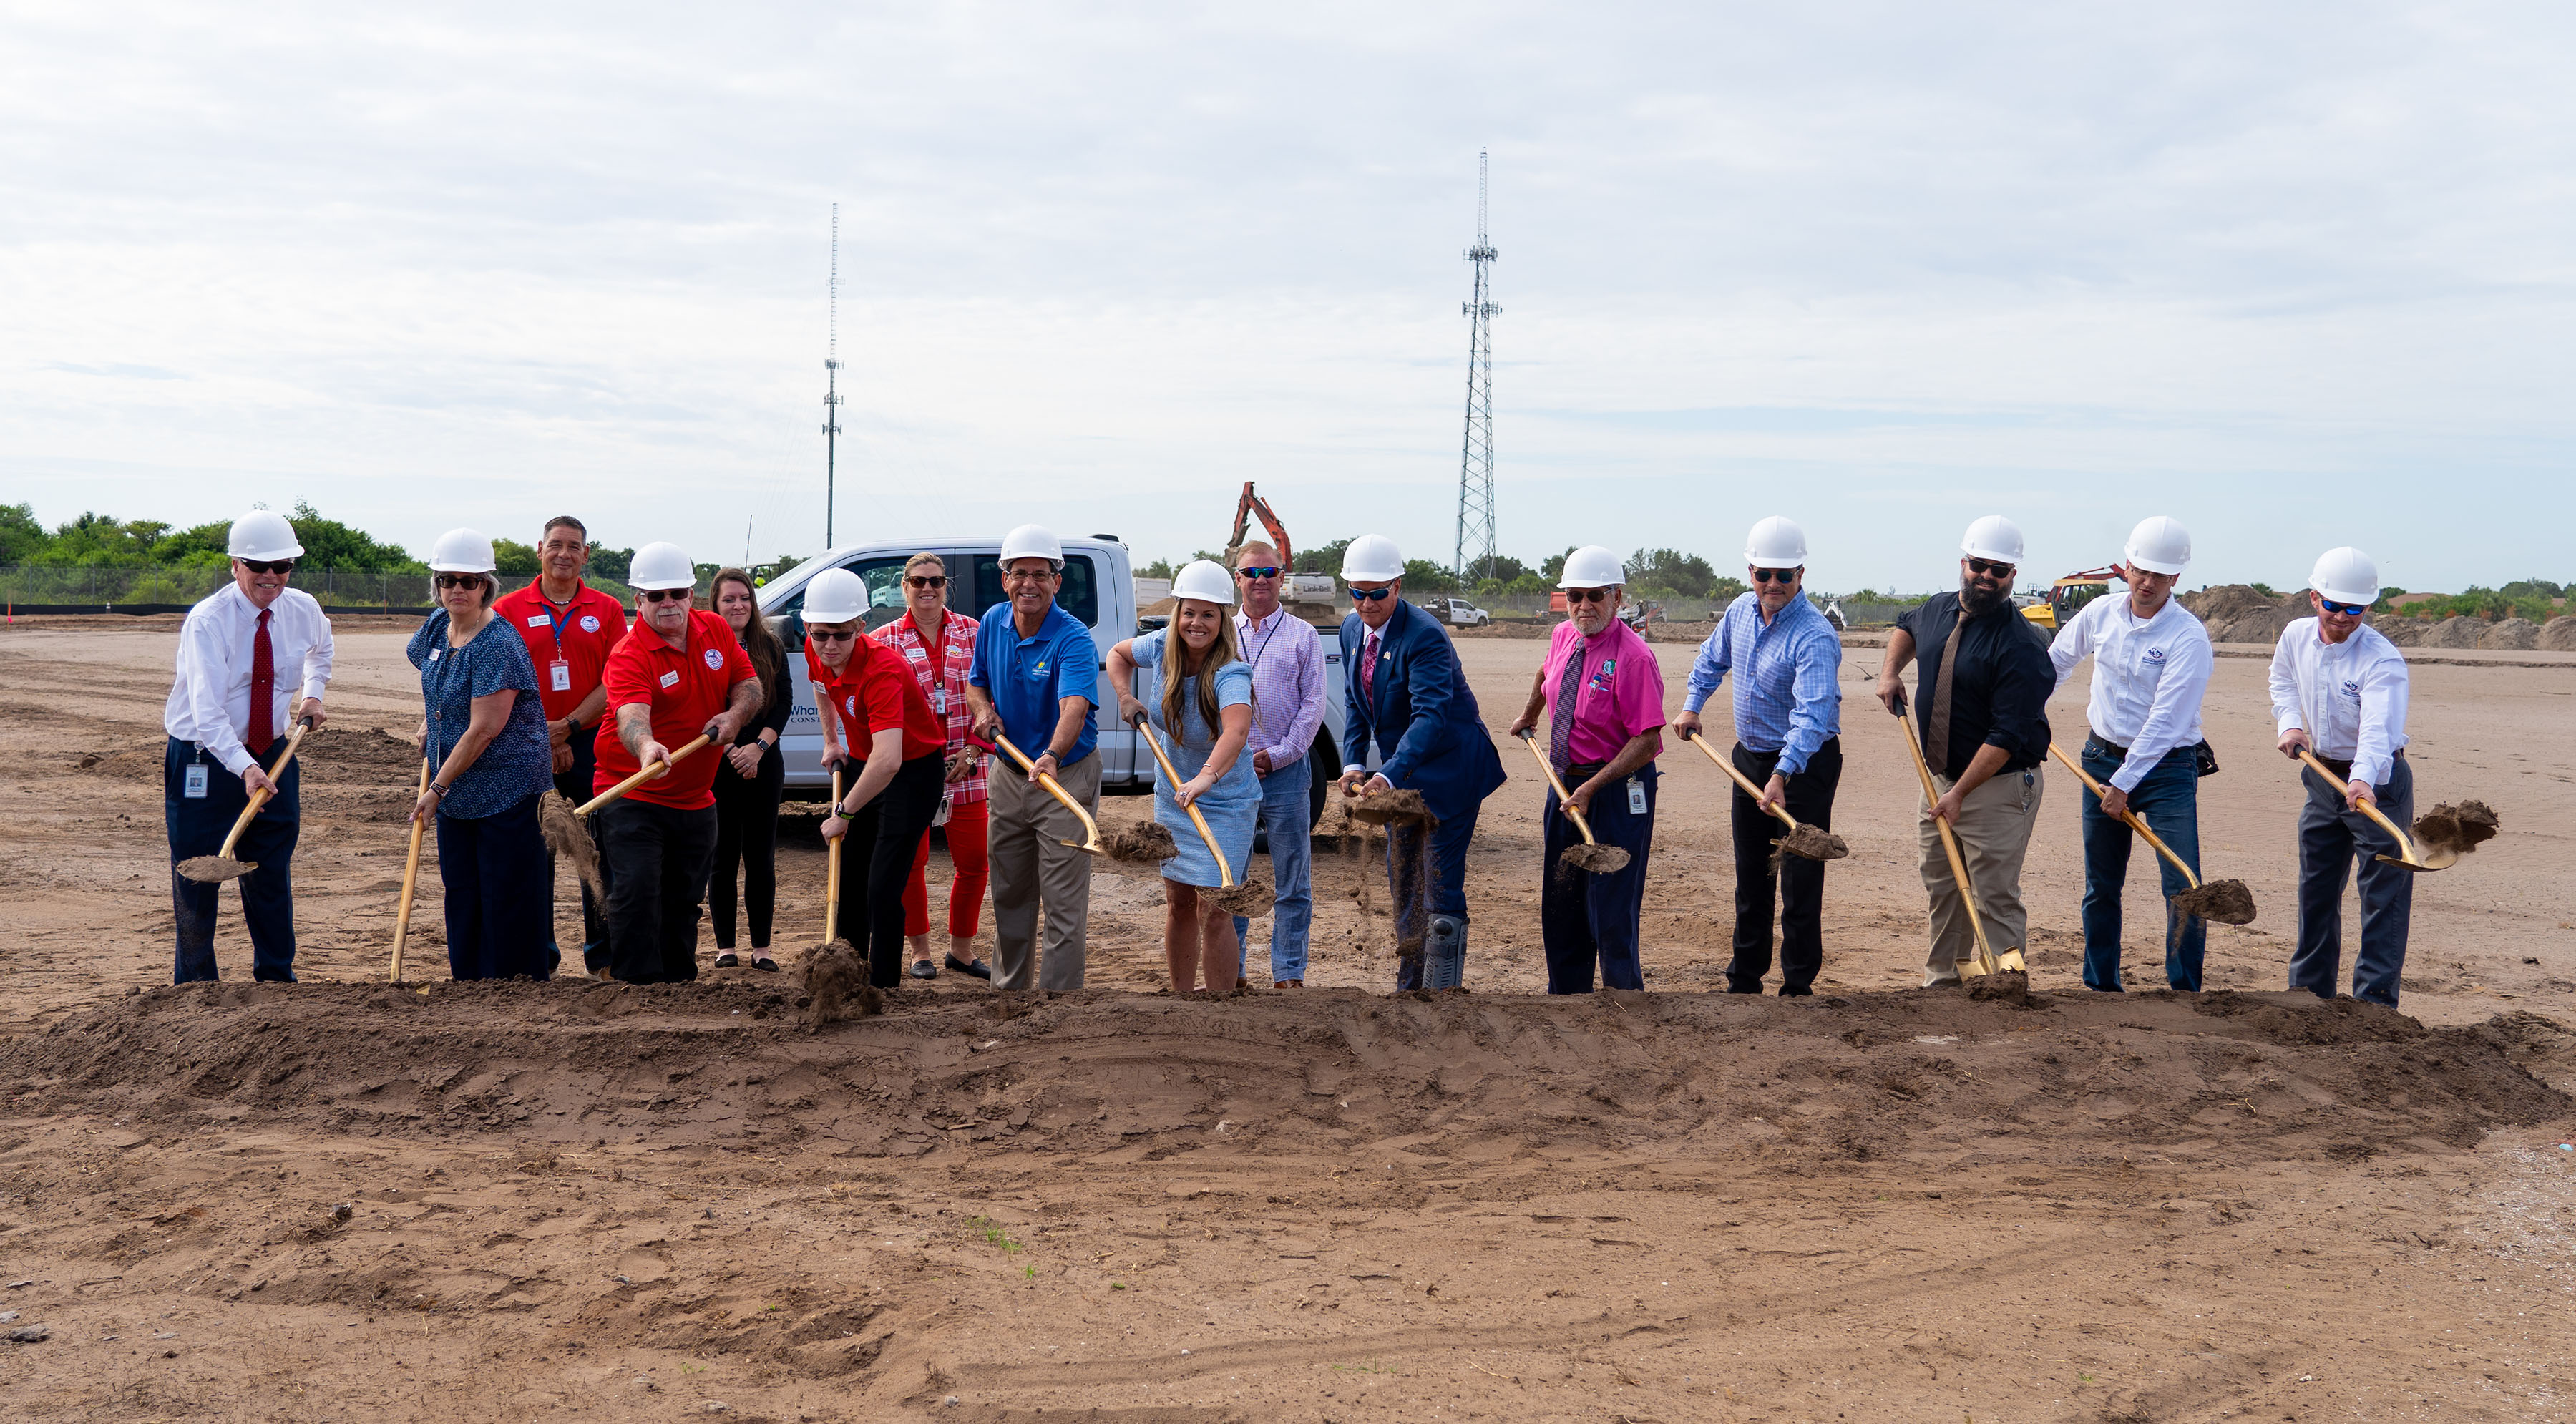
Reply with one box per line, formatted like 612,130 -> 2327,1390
933,685 -> 947,716
426,649 -> 441,663
527,614 -> 551,628
549,657 -> 572,693
1626,778 -> 1647,815
658,670 -> 681,689
184,764 -> 209,799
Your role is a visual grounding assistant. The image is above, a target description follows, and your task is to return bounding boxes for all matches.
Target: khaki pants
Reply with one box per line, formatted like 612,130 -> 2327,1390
1916,764 -> 2044,985
987,751 -> 1099,992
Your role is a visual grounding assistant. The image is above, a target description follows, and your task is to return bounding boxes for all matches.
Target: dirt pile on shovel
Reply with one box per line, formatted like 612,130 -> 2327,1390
537,791 -> 602,897
799,939 -> 880,1031
1098,818 -> 1179,869
1342,789 -> 1438,963
2175,878 -> 2258,925
1773,822 -> 1849,862
2414,800 -> 2500,858
1557,842 -> 1631,876
1201,876 -> 1277,917
175,851 -> 253,882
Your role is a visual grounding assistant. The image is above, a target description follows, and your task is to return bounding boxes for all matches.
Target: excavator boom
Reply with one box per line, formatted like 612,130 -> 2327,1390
1228,482 -> 1294,570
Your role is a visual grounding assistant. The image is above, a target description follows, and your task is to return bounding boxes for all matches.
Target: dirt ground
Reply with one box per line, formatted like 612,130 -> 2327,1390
3,622 -> 2574,1422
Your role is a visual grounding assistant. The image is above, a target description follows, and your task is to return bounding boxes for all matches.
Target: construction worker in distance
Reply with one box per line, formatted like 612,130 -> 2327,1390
1878,515 -> 2054,987
1335,534 -> 1509,990
1673,517 -> 1844,996
2269,546 -> 2414,1007
491,515 -> 628,977
592,542 -> 763,984
966,524 -> 1101,993
162,509 -> 335,983
1226,541 -> 1328,989
1507,545 -> 1666,994
2048,515 -> 2216,993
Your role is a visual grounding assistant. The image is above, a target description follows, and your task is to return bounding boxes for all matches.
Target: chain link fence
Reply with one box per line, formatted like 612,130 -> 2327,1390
0,565 -> 640,614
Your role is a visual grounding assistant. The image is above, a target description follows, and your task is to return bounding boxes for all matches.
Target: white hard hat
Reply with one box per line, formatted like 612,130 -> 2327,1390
1556,545 -> 1625,589
2122,516 -> 2192,576
801,567 -> 867,623
1341,534 -> 1404,582
629,541 -> 696,592
2309,547 -> 2379,608
1171,559 -> 1236,606
228,509 -> 303,562
1744,516 -> 1808,568
1000,523 -> 1063,567
426,527 -> 497,575
1960,515 -> 2025,565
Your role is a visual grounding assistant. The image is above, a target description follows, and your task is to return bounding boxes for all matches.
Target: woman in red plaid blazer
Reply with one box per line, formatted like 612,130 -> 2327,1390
882,552 -> 994,980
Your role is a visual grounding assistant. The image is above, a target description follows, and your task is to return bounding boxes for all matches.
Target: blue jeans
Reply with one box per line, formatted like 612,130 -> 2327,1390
2079,739 -> 2205,992
1231,761 -> 1316,982
2290,756 -> 2414,1007
1541,766 -> 1655,993
165,738 -> 300,983
438,791 -> 555,981
1390,804 -> 1478,991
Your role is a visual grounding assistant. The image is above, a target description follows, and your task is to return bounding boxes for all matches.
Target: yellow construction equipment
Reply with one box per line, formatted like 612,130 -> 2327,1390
2019,566 -> 2119,631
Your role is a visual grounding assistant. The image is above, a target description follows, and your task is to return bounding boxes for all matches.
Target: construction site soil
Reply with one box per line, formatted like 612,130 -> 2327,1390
4,625 -> 2575,1421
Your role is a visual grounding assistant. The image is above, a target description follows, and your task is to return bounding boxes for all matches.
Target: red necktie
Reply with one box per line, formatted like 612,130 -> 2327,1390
247,608 -> 275,759
1361,631 -> 1379,705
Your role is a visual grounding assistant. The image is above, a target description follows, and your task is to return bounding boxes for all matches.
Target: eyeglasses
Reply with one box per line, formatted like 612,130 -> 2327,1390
640,587 -> 692,604
2317,598 -> 2370,616
1965,558 -> 2016,578
1565,587 -> 1611,604
1750,567 -> 1798,584
905,575 -> 946,589
1002,569 -> 1057,585
238,559 -> 295,575
1350,586 -> 1395,602
434,573 -> 486,590
809,628 -> 858,643
1235,566 -> 1280,580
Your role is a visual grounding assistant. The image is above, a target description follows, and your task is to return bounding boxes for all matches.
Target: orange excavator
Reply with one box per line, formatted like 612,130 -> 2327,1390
1226,482 -> 1343,628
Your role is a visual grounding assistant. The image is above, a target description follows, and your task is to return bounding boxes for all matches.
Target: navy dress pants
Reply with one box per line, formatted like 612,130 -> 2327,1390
437,791 -> 554,980
1541,765 -> 1656,993
2078,738 -> 2206,992
1390,801 -> 1478,991
2290,756 -> 2414,1007
165,738 -> 299,984
598,799 -> 718,985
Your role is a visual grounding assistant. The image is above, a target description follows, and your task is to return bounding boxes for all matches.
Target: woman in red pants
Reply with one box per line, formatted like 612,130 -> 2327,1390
880,552 -> 993,980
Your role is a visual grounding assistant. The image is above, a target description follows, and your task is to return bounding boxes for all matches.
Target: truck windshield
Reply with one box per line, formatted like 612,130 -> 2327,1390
968,553 -> 1100,628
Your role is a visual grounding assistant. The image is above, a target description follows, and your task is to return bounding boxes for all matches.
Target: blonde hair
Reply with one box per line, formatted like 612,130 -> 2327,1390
1160,601 -> 1244,749
904,551 -> 945,575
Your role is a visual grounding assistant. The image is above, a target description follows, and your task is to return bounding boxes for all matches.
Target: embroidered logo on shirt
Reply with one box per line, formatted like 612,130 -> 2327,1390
702,648 -> 724,671
580,614 -> 600,633
2339,678 -> 2361,700
844,694 -> 859,716
2144,646 -> 2165,663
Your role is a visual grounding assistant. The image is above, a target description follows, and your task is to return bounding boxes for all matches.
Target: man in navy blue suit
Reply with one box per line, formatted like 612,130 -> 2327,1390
1335,535 -> 1509,989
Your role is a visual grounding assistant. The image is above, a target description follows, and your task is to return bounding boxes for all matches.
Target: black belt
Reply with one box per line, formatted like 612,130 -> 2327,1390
1565,761 -> 1607,781
2314,747 -> 2403,781
2086,735 -> 2129,759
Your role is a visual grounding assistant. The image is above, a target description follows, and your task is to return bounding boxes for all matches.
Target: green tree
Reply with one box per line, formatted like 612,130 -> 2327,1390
1626,547 -> 1717,598
588,545 -> 634,582
288,502 -> 414,568
1465,554 -> 1527,585
152,519 -> 236,567
1709,575 -> 1747,605
1138,557 -> 1179,580
1505,572 -> 1548,595
1538,545 -> 1576,582
0,503 -> 45,563
1401,558 -> 1457,593
492,537 -> 542,576
1294,538 -> 1352,577
33,512 -> 170,567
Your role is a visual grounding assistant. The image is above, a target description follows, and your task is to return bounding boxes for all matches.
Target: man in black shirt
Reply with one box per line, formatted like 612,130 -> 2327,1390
1877,515 -> 2054,985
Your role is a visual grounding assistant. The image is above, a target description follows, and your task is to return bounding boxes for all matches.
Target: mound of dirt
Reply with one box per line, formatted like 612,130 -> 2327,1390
2175,877 -> 2258,925
2184,584 -> 2284,623
2542,615 -> 2576,652
1098,818 -> 1178,868
2372,616 -> 2425,648
2422,616 -> 2486,649
299,724 -> 434,783
2415,800 -> 2501,858
2479,617 -> 2540,651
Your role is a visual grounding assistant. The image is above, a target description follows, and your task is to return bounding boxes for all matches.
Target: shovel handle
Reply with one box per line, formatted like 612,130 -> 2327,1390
990,732 -> 1107,850
1515,729 -> 1601,847
1129,715 -> 1232,887
2047,743 -> 2202,890
2295,750 -> 2422,862
389,756 -> 430,983
1901,714 -> 2001,975
823,766 -> 844,940
1679,728 -> 1800,831
215,718 -> 313,859
575,734 -> 711,816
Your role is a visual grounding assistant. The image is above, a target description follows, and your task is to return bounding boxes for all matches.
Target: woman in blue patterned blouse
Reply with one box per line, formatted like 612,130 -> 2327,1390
406,529 -> 560,980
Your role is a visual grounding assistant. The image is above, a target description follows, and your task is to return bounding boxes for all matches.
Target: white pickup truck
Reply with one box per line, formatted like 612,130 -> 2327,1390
1418,595 -> 1491,628
756,535 -> 1357,826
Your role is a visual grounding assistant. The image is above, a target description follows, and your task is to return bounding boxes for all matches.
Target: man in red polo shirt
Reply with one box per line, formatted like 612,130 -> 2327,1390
801,568 -> 951,990
491,515 -> 628,976
593,541 -> 763,985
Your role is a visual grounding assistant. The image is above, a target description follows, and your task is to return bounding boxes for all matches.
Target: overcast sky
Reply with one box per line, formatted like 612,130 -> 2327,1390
6,2 -> 2572,592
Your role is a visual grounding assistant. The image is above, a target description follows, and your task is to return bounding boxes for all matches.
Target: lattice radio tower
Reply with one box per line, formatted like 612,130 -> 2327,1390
1453,151 -> 1500,586
821,203 -> 844,548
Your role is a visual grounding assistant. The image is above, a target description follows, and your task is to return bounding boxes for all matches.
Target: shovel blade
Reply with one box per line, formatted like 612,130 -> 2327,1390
1996,947 -> 2028,972
2373,852 -> 2454,872
176,854 -> 255,884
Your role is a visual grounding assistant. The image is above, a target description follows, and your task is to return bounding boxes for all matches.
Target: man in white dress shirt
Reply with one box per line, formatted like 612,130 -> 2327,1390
2049,517 -> 2215,992
162,510 -> 335,983
2268,545 -> 2413,1006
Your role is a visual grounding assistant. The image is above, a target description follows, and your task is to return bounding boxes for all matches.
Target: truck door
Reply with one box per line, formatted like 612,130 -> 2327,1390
964,549 -> 1137,784
772,552 -> 940,789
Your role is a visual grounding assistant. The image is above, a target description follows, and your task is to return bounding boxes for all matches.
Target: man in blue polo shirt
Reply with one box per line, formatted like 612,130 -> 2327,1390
965,523 -> 1100,991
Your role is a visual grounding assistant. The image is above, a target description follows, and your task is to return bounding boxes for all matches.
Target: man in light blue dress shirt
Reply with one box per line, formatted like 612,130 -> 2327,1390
1672,517 -> 1844,995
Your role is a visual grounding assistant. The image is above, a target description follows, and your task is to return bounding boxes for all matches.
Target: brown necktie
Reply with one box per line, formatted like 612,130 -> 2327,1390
1550,635 -> 1585,773
1923,611 -> 1966,781
247,608 -> 275,759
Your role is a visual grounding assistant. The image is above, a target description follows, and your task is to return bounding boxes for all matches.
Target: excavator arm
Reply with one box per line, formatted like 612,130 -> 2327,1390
1228,481 -> 1294,570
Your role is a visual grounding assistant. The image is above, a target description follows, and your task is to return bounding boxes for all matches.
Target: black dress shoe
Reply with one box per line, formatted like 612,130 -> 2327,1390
910,958 -> 938,980
713,952 -> 739,969
1777,983 -> 1814,998
945,954 -> 992,980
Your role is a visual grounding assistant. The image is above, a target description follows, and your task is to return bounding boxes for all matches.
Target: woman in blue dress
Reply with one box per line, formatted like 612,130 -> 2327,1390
406,529 -> 559,980
1108,560 -> 1259,993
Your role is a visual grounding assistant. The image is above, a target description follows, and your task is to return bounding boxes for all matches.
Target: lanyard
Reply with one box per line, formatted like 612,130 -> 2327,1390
539,588 -> 577,653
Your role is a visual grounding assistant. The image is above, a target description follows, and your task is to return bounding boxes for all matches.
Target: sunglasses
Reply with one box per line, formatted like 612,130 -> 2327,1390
2317,598 -> 2370,616
434,573 -> 487,590
809,628 -> 858,642
1750,567 -> 1798,584
1565,587 -> 1611,604
1235,566 -> 1281,580
239,559 -> 295,575
640,587 -> 692,604
1002,570 -> 1057,585
905,575 -> 946,589
1350,586 -> 1395,602
1966,558 -> 2016,578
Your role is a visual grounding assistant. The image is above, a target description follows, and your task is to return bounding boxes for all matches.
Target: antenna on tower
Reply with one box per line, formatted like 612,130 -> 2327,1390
822,204 -> 844,548
1453,150 -> 1500,587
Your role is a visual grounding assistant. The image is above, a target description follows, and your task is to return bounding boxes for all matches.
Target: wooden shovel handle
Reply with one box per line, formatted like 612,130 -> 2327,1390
389,756 -> 430,983
1130,715 -> 1232,886
990,732 -> 1106,849
215,719 -> 313,859
823,766 -> 844,940
1901,715 -> 1999,975
2046,743 -> 2202,889
1679,728 -> 1800,830
574,735 -> 711,816
1515,729 -> 1601,847
2294,749 -> 2421,860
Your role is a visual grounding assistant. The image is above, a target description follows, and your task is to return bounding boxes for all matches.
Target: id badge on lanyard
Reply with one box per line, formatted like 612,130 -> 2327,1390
549,656 -> 572,693
184,764 -> 209,799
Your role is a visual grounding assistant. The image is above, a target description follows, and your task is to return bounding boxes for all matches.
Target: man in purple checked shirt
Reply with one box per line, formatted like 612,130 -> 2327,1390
1225,542 -> 1328,988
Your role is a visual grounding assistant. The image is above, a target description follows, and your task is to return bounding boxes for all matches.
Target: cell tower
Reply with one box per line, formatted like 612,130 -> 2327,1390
822,204 -> 844,548
1453,150 -> 1499,586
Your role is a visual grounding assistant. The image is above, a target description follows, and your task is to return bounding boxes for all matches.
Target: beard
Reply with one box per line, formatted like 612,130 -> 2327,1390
1958,576 -> 2009,617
